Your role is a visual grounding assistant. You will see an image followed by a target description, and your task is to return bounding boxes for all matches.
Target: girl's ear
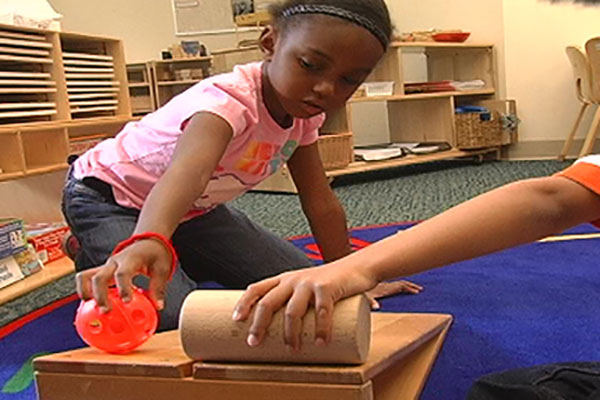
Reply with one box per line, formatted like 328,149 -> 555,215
259,25 -> 278,61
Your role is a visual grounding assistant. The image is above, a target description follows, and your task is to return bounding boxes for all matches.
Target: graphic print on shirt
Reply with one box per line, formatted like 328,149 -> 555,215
192,139 -> 299,211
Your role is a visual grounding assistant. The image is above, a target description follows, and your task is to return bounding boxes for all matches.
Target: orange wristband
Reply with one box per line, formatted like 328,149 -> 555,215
112,232 -> 178,280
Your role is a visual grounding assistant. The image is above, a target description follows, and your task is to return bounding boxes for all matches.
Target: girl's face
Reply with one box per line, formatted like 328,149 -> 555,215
261,15 -> 385,123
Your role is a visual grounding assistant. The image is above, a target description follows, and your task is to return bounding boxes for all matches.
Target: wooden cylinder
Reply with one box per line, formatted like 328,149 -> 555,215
179,290 -> 371,364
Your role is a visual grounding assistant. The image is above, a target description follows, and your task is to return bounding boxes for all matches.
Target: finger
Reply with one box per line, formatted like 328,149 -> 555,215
246,284 -> 294,347
369,297 -> 381,310
233,277 -> 280,321
313,287 -> 335,346
91,259 -> 118,312
284,286 -> 313,351
114,255 -> 144,303
76,268 -> 100,300
146,259 -> 173,311
401,280 -> 424,294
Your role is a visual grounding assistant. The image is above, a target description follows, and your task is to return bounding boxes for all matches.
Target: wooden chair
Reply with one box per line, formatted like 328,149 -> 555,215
560,38 -> 600,160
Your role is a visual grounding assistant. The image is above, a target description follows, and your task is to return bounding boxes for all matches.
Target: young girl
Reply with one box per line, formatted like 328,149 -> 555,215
64,0 -> 421,331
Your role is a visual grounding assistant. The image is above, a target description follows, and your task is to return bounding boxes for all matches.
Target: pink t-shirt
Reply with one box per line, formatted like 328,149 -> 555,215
74,62 -> 324,216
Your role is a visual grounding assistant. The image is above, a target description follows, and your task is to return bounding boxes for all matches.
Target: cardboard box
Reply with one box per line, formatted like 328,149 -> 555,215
0,245 -> 44,290
0,218 -> 27,260
26,223 -> 70,264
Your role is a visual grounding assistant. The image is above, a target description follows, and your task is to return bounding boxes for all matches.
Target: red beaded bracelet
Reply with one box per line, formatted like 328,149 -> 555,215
112,232 -> 178,281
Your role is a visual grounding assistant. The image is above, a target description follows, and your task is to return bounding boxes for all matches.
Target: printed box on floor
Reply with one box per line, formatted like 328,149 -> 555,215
0,218 -> 27,260
26,223 -> 70,264
0,245 -> 44,290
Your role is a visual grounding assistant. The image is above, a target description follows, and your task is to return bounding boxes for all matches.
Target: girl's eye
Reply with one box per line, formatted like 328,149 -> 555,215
299,58 -> 320,71
342,76 -> 361,86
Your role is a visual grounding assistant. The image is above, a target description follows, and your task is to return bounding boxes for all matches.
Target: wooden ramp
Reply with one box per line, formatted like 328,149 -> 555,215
34,312 -> 452,400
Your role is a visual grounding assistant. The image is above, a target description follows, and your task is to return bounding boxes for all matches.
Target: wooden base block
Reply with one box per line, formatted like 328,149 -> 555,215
34,312 -> 452,400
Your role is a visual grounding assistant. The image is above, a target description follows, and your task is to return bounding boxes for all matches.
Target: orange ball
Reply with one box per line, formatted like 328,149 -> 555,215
74,287 -> 158,354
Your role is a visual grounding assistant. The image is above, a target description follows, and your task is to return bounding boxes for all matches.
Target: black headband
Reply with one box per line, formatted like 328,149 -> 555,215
280,4 -> 389,49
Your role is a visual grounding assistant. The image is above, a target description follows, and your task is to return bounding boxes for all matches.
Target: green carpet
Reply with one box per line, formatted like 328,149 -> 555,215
0,159 -> 572,326
231,159 -> 572,237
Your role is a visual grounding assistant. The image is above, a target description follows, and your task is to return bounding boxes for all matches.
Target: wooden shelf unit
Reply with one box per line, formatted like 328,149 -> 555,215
346,41 -> 499,147
210,46 -> 262,75
127,47 -> 263,115
151,56 -> 212,108
0,24 -> 133,182
127,62 -> 155,115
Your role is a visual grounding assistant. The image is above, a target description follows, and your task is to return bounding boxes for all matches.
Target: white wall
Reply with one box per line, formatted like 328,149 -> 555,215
352,0 -> 507,147
503,0 -> 600,153
390,0 -> 506,97
43,0 -> 600,156
48,0 -> 260,62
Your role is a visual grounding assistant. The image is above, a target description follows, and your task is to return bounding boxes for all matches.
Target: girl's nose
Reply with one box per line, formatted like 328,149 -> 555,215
313,79 -> 335,98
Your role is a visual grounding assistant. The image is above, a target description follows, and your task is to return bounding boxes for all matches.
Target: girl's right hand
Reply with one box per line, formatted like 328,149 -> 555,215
75,239 -> 173,313
232,263 -> 379,351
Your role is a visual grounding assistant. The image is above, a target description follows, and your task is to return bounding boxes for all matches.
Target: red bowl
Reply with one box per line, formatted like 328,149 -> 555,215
432,32 -> 471,43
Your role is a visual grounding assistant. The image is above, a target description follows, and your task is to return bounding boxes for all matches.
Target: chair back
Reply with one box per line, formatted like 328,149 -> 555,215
585,37 -> 600,103
566,45 -> 595,103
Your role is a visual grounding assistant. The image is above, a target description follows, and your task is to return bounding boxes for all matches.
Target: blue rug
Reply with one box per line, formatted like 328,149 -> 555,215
2,222 -> 600,400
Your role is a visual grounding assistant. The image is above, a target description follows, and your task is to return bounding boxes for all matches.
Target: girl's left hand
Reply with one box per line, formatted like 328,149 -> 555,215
366,280 -> 423,310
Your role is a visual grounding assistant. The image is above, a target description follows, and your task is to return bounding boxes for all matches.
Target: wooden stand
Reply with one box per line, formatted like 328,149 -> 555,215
34,312 -> 452,400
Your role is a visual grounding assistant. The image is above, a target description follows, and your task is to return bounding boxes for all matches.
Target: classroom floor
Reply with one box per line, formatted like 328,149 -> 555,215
0,158 -> 572,326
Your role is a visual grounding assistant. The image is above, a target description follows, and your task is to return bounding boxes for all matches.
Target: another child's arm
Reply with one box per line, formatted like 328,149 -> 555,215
287,142 -> 422,305
286,142 -> 351,261
233,175 -> 600,349
76,112 -> 233,312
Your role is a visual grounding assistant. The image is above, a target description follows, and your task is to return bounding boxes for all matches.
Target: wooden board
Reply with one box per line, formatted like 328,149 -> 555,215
62,51 -> 113,61
0,54 -> 53,64
0,109 -> 56,119
0,46 -> 49,56
34,330 -> 193,378
0,30 -> 46,42
192,313 -> 451,384
0,102 -> 55,110
62,59 -> 114,67
0,37 -> 52,49
0,71 -> 51,78
34,312 -> 452,400
35,374 -> 373,400
35,313 -> 451,382
71,106 -> 118,114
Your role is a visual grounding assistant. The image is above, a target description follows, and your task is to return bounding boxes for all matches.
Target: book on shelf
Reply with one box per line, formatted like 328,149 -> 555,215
404,80 -> 486,94
0,218 -> 27,260
354,142 -> 451,161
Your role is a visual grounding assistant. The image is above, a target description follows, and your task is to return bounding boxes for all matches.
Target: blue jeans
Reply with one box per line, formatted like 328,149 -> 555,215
467,362 -> 600,400
61,173 -> 312,331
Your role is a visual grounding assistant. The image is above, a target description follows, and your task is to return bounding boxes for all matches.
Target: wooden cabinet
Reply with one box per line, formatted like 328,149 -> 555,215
127,62 -> 155,116
151,57 -> 212,108
0,23 -> 134,182
126,46 -> 263,115
343,41 -> 503,160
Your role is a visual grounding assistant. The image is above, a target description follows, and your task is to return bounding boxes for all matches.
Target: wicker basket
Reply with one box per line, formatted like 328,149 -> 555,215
455,111 -> 503,149
317,132 -> 353,170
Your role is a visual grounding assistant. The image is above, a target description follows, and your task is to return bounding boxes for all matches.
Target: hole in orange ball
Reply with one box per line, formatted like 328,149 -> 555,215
131,309 -> 146,323
110,321 -> 125,334
88,319 -> 103,334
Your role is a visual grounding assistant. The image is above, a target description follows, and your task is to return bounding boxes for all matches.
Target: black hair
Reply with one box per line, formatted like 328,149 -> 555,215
268,0 -> 393,49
